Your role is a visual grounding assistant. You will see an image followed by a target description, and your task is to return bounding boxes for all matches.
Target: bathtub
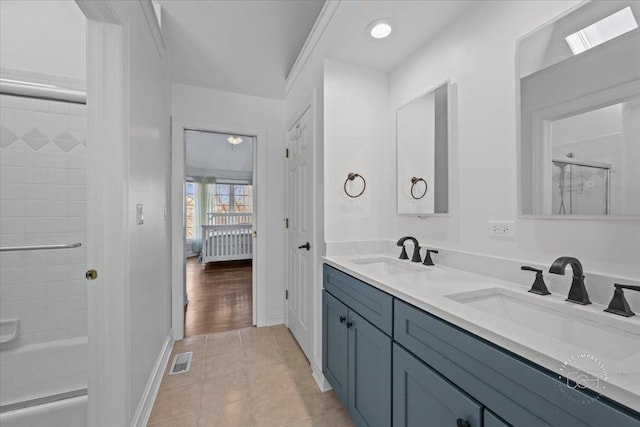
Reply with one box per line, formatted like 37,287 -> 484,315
0,337 -> 88,427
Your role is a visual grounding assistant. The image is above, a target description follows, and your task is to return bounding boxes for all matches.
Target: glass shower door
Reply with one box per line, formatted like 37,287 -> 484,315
0,88 -> 88,420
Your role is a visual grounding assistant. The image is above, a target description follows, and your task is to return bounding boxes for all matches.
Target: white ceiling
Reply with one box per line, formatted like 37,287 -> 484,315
159,0 -> 325,100
185,130 -> 253,178
328,1 -> 475,71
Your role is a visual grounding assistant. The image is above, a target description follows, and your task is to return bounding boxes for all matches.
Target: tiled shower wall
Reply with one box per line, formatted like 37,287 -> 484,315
0,83 -> 87,348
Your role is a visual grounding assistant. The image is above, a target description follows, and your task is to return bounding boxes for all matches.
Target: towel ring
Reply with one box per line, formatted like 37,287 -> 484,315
344,172 -> 366,198
410,177 -> 428,200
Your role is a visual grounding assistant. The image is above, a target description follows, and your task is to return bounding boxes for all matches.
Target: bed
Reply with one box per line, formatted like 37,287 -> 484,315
200,213 -> 253,269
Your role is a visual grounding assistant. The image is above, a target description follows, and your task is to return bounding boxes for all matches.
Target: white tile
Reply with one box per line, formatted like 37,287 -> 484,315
68,185 -> 86,201
67,201 -> 86,217
47,200 -> 69,217
47,281 -> 69,298
1,108 -> 27,128
0,183 -> 26,199
0,165 -> 24,182
0,268 -> 30,285
48,168 -> 68,184
68,169 -> 86,184
45,184 -> 68,201
68,217 -> 86,232
47,265 -> 69,281
0,200 -> 25,217
49,113 -> 71,131
21,313 -> 69,334
46,152 -> 68,168
25,217 -> 48,233
67,295 -> 87,311
68,280 -> 87,296
0,149 -> 26,166
0,301 -> 22,318
47,217 -> 70,233
68,153 -> 87,168
23,183 -> 48,200
68,247 -> 86,265
0,251 -> 27,268
0,233 -> 25,246
25,200 -> 47,217
25,167 -> 48,184
0,126 -> 20,148
68,310 -> 87,328
1,217 -> 26,234
0,284 -> 47,301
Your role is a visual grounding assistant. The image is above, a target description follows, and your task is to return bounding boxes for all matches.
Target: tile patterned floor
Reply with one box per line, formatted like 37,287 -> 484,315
148,325 -> 355,427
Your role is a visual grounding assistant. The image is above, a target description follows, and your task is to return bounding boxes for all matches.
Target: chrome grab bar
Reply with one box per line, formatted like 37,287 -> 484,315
0,242 -> 82,252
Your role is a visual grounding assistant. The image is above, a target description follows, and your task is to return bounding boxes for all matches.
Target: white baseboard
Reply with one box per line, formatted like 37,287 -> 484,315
261,313 -> 284,327
312,368 -> 332,392
131,330 -> 174,427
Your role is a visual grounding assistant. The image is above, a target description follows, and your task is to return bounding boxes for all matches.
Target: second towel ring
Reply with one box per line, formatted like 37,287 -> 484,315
410,177 -> 428,200
344,172 -> 366,198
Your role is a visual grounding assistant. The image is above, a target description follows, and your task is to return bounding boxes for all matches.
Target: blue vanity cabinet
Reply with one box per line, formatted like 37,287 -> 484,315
322,290 -> 349,407
322,265 -> 393,427
394,299 -> 640,427
393,343 -> 482,427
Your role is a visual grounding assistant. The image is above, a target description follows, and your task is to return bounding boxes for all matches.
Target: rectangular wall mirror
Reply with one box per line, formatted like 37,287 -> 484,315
518,1 -> 640,217
397,80 -> 449,215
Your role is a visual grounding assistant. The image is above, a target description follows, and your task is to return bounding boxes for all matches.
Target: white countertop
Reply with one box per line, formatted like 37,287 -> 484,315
323,253 -> 640,413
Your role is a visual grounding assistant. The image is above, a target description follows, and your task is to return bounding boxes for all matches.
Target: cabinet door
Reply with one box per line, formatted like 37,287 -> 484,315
322,290 -> 349,406
393,343 -> 482,427
485,410 -> 511,427
348,310 -> 392,427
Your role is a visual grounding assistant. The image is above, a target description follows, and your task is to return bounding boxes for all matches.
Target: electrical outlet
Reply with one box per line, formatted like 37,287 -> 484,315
488,220 -> 515,238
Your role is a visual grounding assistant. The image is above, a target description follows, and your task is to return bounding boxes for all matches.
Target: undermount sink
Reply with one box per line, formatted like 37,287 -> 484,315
349,257 -> 428,276
446,288 -> 640,361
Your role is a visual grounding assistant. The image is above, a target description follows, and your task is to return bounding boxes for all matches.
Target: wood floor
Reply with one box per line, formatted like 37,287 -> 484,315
185,257 -> 253,337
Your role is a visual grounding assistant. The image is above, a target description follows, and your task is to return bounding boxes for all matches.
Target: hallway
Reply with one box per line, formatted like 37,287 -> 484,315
185,258 -> 253,336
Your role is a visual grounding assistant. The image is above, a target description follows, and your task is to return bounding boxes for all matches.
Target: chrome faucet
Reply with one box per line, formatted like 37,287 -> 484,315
397,236 -> 422,263
549,256 -> 591,305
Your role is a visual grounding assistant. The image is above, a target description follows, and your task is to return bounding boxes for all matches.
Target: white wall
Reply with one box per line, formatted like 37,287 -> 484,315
0,0 -> 86,80
324,58 -> 392,242
172,83 -> 286,324
387,1 -> 640,279
108,1 -> 172,420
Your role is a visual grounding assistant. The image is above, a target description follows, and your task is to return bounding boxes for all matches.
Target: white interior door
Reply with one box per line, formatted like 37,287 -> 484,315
286,107 -> 313,359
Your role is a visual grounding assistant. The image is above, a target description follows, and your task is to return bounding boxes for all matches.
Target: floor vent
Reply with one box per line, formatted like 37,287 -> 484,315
169,351 -> 193,375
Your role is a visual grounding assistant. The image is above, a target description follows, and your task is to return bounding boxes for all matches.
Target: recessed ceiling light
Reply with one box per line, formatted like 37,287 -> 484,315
367,19 -> 394,40
227,136 -> 243,145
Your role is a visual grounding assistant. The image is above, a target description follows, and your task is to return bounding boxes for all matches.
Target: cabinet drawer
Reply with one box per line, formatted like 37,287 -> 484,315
323,264 -> 393,335
394,299 -> 640,427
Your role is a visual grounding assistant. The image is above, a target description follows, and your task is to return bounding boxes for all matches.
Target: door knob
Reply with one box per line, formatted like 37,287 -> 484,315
456,419 -> 471,427
85,269 -> 98,280
298,242 -> 310,250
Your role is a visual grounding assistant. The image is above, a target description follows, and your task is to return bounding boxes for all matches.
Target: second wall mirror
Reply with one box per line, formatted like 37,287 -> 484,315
397,80 -> 450,215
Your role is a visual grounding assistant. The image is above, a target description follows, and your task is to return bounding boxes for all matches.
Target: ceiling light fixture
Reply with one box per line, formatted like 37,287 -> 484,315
367,19 -> 394,40
227,136 -> 243,145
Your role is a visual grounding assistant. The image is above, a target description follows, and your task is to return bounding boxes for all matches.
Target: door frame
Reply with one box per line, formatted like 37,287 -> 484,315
171,119 -> 267,340
80,1 -> 131,425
